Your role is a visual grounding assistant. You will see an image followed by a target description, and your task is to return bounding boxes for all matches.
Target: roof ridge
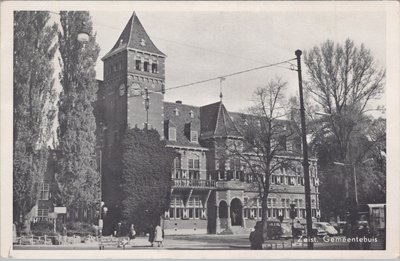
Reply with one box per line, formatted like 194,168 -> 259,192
222,103 -> 228,136
127,12 -> 135,47
213,102 -> 222,136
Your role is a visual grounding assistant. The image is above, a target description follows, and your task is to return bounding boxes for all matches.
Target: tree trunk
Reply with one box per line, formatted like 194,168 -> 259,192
261,196 -> 268,242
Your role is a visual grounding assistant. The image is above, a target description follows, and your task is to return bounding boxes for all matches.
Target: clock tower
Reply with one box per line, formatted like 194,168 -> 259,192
101,12 -> 166,143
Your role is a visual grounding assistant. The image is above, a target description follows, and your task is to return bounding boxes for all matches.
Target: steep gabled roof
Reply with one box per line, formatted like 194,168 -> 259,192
164,102 -> 203,149
102,12 -> 165,60
200,101 -> 242,139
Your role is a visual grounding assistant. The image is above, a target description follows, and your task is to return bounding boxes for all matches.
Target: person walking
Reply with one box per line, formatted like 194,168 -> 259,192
154,225 -> 164,247
148,224 -> 155,247
115,222 -> 122,248
129,224 -> 136,247
249,221 -> 263,250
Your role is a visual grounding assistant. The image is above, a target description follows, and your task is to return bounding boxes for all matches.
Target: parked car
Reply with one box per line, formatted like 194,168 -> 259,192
314,222 -> 338,236
266,220 -> 283,239
302,224 -> 327,237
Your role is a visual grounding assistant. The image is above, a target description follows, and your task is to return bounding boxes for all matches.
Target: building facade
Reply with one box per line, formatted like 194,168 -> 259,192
98,13 -> 321,235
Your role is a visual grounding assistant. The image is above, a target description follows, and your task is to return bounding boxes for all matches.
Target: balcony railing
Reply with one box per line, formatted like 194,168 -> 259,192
172,179 -> 216,189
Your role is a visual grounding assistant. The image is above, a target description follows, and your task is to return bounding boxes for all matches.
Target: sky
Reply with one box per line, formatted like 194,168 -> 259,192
88,9 -> 386,115
48,5 -> 388,117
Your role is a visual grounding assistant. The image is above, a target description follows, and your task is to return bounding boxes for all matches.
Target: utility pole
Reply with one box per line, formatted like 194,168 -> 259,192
295,50 -> 313,249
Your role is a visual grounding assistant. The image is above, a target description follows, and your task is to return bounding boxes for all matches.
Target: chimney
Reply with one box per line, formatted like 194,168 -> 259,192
175,100 -> 182,104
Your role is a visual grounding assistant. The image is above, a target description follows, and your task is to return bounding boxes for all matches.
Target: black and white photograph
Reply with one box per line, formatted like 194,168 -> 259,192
1,1 -> 399,259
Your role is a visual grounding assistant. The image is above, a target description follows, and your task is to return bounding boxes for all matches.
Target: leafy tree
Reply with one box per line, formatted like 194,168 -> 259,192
230,78 -> 296,240
57,11 -> 100,209
304,39 -> 385,220
121,128 -> 176,234
13,11 -> 58,231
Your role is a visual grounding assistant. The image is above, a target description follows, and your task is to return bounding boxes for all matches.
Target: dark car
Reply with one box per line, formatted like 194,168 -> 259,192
266,221 -> 283,239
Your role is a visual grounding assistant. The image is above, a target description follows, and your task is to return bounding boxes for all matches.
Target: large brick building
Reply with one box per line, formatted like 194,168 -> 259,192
97,12 -> 321,235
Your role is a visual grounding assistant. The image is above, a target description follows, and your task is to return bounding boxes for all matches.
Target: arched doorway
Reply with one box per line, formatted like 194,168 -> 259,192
219,201 -> 228,218
230,198 -> 243,226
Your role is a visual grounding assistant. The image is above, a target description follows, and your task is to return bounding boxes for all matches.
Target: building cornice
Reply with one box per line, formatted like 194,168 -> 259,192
166,145 -> 209,152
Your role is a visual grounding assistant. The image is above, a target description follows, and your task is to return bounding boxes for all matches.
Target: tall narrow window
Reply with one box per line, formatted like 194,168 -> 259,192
188,158 -> 200,179
144,61 -> 149,72
135,60 -> 141,70
40,183 -> 50,200
151,63 -> 158,73
190,131 -> 198,143
169,127 -> 176,141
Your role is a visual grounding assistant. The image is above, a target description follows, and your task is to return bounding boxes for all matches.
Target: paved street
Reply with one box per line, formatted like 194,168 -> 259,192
13,234 -> 385,250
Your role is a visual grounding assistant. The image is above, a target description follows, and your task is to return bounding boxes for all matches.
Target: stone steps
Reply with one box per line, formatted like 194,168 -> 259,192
218,226 -> 250,235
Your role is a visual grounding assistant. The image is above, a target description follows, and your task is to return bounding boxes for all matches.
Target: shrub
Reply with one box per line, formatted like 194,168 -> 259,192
65,222 -> 97,237
31,220 -> 53,235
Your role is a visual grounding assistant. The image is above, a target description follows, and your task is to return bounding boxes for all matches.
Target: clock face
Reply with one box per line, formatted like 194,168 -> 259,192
128,82 -> 142,97
119,84 -> 126,96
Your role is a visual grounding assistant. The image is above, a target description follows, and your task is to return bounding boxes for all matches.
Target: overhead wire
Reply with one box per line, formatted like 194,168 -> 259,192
165,58 -> 297,91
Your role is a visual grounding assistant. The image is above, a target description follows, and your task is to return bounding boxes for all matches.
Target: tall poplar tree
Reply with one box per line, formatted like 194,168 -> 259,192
57,11 -> 100,209
13,11 -> 58,230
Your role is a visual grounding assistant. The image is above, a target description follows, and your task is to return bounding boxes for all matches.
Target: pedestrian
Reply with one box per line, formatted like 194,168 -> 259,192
129,224 -> 136,247
62,226 -> 67,244
148,224 -> 155,247
249,221 -> 263,250
154,225 -> 164,247
360,224 -> 372,250
116,222 -> 122,248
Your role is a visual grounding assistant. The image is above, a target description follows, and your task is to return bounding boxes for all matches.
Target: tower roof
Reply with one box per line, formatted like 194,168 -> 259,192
200,101 -> 242,139
102,12 -> 165,60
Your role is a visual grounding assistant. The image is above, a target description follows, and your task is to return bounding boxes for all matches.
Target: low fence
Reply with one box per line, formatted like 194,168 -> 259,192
14,234 -> 97,246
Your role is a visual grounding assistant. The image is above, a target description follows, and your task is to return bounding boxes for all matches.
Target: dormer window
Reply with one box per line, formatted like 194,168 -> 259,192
174,108 -> 179,116
190,131 -> 198,143
169,127 -> 176,141
189,110 -> 194,118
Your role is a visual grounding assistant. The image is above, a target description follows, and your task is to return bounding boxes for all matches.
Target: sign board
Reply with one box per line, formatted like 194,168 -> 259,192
54,207 -> 67,214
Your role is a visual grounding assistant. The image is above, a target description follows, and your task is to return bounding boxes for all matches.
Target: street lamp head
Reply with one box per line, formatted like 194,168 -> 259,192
77,20 -> 90,43
295,49 -> 302,57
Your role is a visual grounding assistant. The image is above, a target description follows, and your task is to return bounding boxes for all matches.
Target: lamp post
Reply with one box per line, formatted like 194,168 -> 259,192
144,87 -> 149,130
333,158 -> 373,206
295,50 -> 313,249
97,122 -> 107,248
290,202 -> 296,244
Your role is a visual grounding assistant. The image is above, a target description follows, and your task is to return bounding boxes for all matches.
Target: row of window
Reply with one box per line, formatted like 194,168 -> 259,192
36,207 -> 97,221
242,207 -> 320,219
135,59 -> 158,73
165,208 -> 207,220
214,159 -> 318,178
168,128 -> 198,143
213,170 -> 319,186
242,198 -> 317,210
170,196 -> 203,208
